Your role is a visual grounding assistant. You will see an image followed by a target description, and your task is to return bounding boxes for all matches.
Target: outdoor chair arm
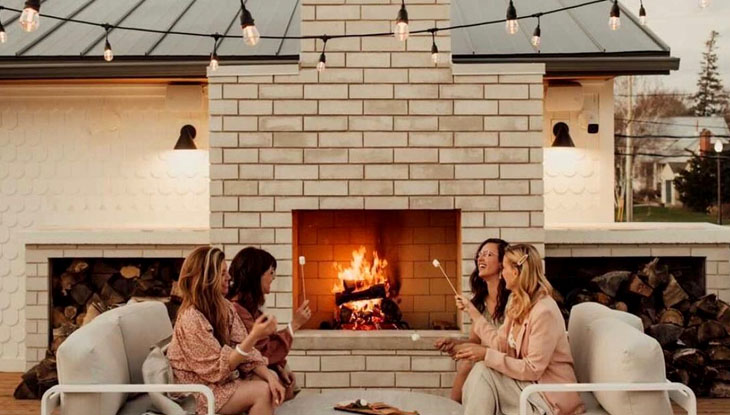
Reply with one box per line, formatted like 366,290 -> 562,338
519,381 -> 696,415
40,383 -> 215,415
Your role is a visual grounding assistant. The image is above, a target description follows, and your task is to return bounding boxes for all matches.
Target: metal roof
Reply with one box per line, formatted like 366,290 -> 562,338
0,0 -> 678,79
0,0 -> 299,79
451,0 -> 679,76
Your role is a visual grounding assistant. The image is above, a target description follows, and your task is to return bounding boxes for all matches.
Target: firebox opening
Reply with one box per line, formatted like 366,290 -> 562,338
293,210 -> 460,330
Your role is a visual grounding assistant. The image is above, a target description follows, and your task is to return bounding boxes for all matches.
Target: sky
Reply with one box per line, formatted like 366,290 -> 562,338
620,0 -> 730,93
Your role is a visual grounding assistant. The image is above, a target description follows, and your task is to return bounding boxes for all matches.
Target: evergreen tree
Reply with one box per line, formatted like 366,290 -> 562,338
693,31 -> 728,116
674,150 -> 730,213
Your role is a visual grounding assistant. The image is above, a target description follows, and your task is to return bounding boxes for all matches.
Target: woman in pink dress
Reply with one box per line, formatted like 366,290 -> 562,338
167,246 -> 286,415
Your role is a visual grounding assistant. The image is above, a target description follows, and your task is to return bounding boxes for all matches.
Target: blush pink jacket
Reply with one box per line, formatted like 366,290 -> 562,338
473,295 -> 586,415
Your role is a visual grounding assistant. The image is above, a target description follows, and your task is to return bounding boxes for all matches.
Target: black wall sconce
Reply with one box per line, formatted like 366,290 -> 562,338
174,125 -> 197,150
552,122 -> 575,148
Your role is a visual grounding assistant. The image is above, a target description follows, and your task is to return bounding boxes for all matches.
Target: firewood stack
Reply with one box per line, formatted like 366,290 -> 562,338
14,258 -> 182,400
555,258 -> 730,397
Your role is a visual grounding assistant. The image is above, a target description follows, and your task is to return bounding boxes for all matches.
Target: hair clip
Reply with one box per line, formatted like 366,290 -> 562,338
516,254 -> 529,266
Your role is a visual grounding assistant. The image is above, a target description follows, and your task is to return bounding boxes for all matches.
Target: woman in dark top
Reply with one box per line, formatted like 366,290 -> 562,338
228,247 -> 311,401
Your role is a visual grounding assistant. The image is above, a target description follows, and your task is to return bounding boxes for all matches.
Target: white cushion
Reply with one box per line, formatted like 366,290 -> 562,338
567,302 -> 643,383
56,313 -> 129,415
585,317 -> 671,415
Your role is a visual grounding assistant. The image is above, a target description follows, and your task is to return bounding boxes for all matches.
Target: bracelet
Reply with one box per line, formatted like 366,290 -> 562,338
287,323 -> 294,336
235,344 -> 251,357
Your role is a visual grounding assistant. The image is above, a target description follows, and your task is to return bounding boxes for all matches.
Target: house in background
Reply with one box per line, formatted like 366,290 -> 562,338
2,0 -> 729,398
633,116 -> 730,206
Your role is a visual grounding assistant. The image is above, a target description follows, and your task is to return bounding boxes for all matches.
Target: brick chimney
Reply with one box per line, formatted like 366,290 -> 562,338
700,129 -> 713,152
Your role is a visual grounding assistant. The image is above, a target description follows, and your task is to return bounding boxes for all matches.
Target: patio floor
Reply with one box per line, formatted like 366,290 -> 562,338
1,372 -> 728,414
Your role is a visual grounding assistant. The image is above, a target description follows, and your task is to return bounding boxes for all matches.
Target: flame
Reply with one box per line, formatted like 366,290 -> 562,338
332,246 -> 388,293
332,246 -> 390,329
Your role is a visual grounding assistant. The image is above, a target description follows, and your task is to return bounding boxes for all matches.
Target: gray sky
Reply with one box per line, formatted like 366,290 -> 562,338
621,0 -> 730,93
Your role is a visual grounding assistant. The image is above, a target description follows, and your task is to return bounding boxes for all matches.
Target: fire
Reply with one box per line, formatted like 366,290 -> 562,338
332,246 -> 391,329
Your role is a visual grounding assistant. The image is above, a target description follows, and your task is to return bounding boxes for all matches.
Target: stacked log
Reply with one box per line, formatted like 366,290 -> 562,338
14,258 -> 182,400
555,258 -> 730,397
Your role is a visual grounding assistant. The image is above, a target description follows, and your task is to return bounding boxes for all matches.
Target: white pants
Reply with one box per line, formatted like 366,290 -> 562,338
462,363 -> 553,415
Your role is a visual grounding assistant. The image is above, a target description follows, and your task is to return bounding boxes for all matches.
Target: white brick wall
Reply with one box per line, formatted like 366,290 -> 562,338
0,85 -> 209,370
208,0 -> 545,394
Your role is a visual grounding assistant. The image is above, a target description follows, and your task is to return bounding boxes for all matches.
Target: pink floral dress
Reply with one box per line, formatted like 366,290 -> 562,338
167,301 -> 267,414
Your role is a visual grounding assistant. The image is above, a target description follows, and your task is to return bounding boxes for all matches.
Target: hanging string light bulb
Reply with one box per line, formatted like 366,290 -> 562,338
699,0 -> 711,8
531,15 -> 541,51
505,0 -> 519,35
609,0 -> 621,31
103,25 -> 114,62
430,30 -> 439,65
317,36 -> 328,73
638,1 -> 647,25
209,34 -> 220,71
19,0 -> 40,32
240,0 -> 260,46
394,0 -> 409,41
0,18 -> 7,44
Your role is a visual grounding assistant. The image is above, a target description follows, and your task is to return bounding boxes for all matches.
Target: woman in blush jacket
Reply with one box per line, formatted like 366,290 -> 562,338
455,243 -> 585,415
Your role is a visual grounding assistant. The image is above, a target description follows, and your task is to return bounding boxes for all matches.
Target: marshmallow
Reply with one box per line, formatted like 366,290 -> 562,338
298,256 -> 306,265
411,333 -> 421,342
432,259 -> 440,268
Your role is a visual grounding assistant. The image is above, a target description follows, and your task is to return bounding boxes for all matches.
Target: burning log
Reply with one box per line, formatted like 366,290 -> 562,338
335,283 -> 387,306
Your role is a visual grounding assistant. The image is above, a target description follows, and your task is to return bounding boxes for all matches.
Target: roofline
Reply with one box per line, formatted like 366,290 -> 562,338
452,53 -> 680,76
0,56 -> 299,79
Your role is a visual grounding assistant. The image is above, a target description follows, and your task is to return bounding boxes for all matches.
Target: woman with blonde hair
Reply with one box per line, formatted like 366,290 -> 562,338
454,243 -> 585,415
167,246 -> 286,415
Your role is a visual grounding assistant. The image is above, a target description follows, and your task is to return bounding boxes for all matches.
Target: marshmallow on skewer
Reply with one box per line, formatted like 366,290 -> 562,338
298,256 -> 307,301
411,332 -> 421,342
432,258 -> 459,295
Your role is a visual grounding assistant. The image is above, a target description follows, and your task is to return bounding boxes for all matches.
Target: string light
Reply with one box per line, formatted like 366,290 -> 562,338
506,0 -> 519,35
638,1 -> 647,25
531,15 -> 541,51
0,16 -> 6,44
699,0 -> 711,8
240,0 -> 260,46
609,0 -> 621,31
209,34 -> 220,71
394,0 -> 409,41
317,36 -> 328,73
103,25 -> 114,62
430,30 -> 439,65
19,0 -> 40,33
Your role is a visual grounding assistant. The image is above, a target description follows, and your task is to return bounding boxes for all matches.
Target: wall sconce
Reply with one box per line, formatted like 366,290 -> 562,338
552,122 -> 575,148
174,125 -> 197,150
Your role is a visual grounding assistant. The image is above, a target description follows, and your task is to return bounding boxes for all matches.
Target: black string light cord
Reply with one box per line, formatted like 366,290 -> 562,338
0,0 -> 610,43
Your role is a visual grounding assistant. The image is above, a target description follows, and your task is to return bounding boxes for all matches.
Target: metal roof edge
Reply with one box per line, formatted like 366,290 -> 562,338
0,56 -> 299,79
452,54 -> 680,76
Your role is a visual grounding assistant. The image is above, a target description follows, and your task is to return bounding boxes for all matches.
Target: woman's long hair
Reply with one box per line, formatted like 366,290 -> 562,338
228,247 -> 277,314
470,238 -> 510,322
503,243 -> 553,324
177,246 -> 230,345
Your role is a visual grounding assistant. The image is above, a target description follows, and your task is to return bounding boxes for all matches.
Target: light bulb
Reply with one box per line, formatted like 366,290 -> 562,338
639,4 -> 647,25
19,7 -> 39,32
394,2 -> 409,41
431,41 -> 439,65
394,21 -> 409,41
242,24 -> 260,46
699,0 -> 710,8
505,0 -> 518,35
715,140 -> 724,153
609,1 -> 621,31
317,52 -> 326,73
104,42 -> 114,62
531,25 -> 541,50
209,54 -> 219,71
0,28 -> 6,44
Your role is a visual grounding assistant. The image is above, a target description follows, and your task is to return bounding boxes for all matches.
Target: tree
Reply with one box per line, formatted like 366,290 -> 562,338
674,150 -> 730,213
693,31 -> 728,116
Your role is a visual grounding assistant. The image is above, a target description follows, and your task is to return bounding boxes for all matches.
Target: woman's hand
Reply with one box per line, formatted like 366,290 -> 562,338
455,295 -> 482,321
250,314 -> 277,340
276,364 -> 293,386
291,300 -> 312,331
266,369 -> 286,407
434,338 -> 457,355
453,344 -> 487,362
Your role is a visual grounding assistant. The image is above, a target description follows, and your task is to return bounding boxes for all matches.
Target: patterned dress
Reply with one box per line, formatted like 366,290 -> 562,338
167,301 -> 267,415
